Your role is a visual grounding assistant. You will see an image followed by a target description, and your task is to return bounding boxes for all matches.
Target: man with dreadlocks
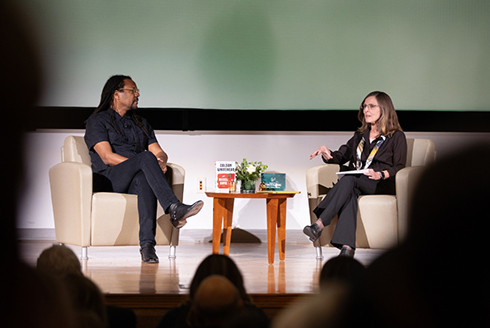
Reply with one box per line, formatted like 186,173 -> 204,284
84,75 -> 203,263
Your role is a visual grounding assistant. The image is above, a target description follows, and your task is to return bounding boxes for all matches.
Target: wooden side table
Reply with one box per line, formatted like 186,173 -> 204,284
205,191 -> 300,264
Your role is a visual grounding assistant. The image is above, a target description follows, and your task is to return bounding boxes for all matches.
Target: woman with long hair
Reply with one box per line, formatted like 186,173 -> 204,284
84,75 -> 203,263
303,91 -> 406,257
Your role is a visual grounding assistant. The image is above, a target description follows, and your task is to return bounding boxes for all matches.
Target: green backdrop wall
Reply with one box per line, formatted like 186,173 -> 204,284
21,0 -> 490,112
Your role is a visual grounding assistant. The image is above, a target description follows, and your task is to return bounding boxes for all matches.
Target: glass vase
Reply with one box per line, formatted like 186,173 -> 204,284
241,180 -> 256,193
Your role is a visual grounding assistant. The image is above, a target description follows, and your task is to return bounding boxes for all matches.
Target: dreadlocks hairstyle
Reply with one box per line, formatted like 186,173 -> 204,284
87,75 -> 149,137
357,91 -> 402,138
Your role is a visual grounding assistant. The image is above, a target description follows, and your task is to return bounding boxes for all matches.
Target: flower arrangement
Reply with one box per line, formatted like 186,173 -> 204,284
235,158 -> 268,182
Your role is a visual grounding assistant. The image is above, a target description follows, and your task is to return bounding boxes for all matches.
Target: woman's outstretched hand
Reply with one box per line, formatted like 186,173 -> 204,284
310,145 -> 332,161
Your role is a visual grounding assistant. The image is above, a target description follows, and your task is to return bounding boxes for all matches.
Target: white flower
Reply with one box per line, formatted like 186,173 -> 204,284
246,164 -> 255,174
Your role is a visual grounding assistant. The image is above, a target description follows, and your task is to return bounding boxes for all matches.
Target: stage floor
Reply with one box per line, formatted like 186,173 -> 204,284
19,231 -> 386,296
18,231 -> 388,326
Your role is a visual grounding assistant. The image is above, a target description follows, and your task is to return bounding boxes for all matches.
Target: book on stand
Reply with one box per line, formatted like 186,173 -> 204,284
215,161 -> 236,192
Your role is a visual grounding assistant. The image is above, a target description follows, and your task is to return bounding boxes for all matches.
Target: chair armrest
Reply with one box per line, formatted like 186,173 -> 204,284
395,166 -> 426,240
167,162 -> 185,201
48,162 -> 93,246
306,164 -> 340,198
163,162 -> 185,246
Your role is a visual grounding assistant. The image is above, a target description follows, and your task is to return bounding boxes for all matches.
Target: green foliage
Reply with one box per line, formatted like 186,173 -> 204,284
235,158 -> 268,182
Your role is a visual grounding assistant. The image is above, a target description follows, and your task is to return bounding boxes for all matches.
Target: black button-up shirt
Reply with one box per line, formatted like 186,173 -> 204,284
324,128 -> 407,185
84,109 -> 157,174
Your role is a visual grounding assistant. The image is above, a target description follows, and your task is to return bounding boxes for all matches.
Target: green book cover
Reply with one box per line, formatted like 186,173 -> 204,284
261,173 -> 286,191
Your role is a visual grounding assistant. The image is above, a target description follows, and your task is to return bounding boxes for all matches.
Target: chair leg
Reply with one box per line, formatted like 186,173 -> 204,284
81,246 -> 88,260
315,246 -> 324,259
168,245 -> 176,258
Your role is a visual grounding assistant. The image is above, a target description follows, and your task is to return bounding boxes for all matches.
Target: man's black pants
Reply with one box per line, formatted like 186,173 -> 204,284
98,151 -> 179,246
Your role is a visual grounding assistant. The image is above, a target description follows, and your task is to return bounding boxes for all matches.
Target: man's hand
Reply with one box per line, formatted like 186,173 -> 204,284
149,142 -> 169,173
157,157 -> 167,173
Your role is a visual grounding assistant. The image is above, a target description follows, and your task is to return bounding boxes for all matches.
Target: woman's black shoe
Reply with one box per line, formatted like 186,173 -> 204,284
303,223 -> 322,242
140,243 -> 159,263
339,246 -> 355,258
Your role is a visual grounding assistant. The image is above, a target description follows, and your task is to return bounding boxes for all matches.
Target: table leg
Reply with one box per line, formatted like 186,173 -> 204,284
266,198 -> 288,264
212,197 -> 234,255
277,198 -> 287,261
222,199 -> 234,256
266,198 -> 278,264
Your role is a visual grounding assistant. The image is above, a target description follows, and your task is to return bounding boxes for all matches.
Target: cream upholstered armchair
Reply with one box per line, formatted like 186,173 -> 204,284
306,138 -> 436,258
49,136 -> 183,259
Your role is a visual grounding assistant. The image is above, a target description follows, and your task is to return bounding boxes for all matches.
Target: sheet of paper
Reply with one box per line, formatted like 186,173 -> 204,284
335,169 -> 369,178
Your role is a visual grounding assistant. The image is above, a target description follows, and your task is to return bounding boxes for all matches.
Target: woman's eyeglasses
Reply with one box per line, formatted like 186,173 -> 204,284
361,104 -> 379,110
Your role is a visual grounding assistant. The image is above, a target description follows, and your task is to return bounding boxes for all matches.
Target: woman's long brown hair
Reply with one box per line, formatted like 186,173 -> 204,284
357,91 -> 402,137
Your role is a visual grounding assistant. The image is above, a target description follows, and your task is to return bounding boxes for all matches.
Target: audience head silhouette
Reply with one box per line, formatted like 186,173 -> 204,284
0,2 -> 76,328
343,142 -> 490,328
156,254 -> 269,328
36,244 -> 82,277
319,256 -> 366,289
62,273 -> 108,328
190,254 -> 250,303
188,275 -> 243,327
